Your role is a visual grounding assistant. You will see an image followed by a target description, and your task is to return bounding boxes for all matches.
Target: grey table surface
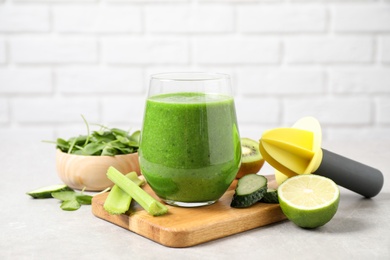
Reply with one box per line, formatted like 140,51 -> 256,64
1,140 -> 389,260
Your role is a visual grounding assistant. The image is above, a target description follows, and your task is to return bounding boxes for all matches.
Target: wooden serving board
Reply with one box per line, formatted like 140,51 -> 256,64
91,175 -> 286,248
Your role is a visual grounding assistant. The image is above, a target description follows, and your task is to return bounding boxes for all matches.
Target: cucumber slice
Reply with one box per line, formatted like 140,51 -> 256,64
260,188 -> 279,204
26,184 -> 73,199
231,174 -> 267,208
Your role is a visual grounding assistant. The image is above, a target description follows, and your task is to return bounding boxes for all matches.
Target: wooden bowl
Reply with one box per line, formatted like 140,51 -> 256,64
56,149 -> 140,191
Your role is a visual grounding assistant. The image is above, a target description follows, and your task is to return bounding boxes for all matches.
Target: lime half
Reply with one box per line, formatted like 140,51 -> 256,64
278,174 -> 340,229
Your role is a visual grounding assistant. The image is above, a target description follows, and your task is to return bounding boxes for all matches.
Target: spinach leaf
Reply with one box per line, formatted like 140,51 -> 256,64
81,142 -> 107,156
51,189 -> 93,211
60,199 -> 81,211
47,116 -> 139,156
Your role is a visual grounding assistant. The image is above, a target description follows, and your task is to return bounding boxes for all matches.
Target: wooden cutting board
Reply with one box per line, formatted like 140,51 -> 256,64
91,175 -> 286,248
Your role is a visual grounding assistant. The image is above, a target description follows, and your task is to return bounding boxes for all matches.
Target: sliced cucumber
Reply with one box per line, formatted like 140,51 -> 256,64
260,188 -> 279,204
231,174 -> 267,208
26,184 -> 73,199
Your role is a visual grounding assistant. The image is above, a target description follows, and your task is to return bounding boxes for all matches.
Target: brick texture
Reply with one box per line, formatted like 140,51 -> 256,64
53,6 -> 142,33
333,4 -> 390,32
238,5 -> 326,33
13,98 -> 100,123
0,98 -> 8,123
194,37 -> 280,64
330,68 -> 390,94
145,5 -> 234,33
285,36 -> 373,63
237,68 -> 325,95
0,68 -> 52,93
56,68 -> 143,94
376,98 -> 390,124
0,38 -> 6,63
102,37 -> 189,64
381,36 -> 390,63
10,37 -> 98,64
0,5 -> 50,32
0,1 -> 389,141
283,97 -> 372,125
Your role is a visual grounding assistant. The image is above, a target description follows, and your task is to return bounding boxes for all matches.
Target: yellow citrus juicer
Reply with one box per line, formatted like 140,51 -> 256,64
259,117 -> 383,198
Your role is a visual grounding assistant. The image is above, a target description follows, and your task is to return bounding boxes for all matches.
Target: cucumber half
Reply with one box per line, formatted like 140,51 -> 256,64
26,184 -> 73,199
231,174 -> 267,208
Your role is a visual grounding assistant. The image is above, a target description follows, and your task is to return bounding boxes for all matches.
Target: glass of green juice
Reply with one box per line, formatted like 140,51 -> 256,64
139,72 -> 241,207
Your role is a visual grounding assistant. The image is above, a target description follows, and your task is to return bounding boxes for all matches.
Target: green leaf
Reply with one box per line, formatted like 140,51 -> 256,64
60,199 -> 81,211
101,145 -> 118,156
111,128 -> 129,137
81,142 -> 107,155
51,191 -> 76,201
91,131 -> 116,143
115,135 -> 130,144
44,116 -> 140,155
76,194 -> 92,205
55,138 -> 70,152
130,130 -> 141,143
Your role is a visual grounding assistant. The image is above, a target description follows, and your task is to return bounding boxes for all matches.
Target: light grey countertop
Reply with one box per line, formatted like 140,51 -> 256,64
1,140 -> 389,260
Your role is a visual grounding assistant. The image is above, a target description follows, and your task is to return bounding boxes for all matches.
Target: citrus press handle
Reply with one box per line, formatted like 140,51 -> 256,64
315,149 -> 384,198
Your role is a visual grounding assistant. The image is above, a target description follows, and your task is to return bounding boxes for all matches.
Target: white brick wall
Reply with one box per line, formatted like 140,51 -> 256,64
145,5 -> 234,33
102,37 -> 189,64
330,68 -> 390,94
0,0 -> 389,143
0,38 -> 6,63
237,5 -> 327,33
0,98 -> 8,123
332,4 -> 390,32
53,6 -> 142,33
0,5 -> 50,32
381,36 -> 390,63
13,97 -> 100,123
10,36 -> 98,64
237,68 -> 325,95
194,37 -> 280,64
56,67 -> 144,94
285,36 -> 373,63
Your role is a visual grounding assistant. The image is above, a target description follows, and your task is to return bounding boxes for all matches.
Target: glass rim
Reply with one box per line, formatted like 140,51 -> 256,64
151,72 -> 230,82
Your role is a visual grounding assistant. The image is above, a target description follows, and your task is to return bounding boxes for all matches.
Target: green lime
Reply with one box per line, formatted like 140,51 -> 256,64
278,174 -> 340,229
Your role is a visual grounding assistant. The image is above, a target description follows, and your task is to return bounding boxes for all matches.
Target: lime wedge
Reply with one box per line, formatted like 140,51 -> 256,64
278,174 -> 339,229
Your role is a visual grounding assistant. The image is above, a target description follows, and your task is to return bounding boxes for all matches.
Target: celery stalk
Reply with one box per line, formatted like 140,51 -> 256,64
103,172 -> 144,215
106,167 -> 168,216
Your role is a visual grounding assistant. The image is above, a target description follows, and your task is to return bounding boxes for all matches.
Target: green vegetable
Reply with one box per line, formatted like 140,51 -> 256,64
106,166 -> 168,216
76,194 -> 93,205
51,191 -> 76,201
26,184 -> 73,199
51,189 -> 93,211
230,174 -> 268,208
60,199 -> 81,211
104,172 -> 145,215
44,115 -> 140,156
260,188 -> 279,204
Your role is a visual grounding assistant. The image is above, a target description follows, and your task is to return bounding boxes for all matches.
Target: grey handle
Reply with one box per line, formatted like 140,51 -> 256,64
315,149 -> 384,198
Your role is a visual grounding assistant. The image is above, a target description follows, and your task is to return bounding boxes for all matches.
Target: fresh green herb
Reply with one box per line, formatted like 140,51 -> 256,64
44,115 -> 140,156
51,191 -> 76,201
60,199 -> 81,211
106,167 -> 168,216
104,172 -> 145,215
51,188 -> 93,211
27,186 -> 110,211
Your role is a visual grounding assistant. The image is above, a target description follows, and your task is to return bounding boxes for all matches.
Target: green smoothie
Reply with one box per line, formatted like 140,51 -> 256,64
139,92 -> 241,204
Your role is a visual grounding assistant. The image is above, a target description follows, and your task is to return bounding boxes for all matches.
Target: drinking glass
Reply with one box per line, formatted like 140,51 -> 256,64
139,72 -> 241,207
